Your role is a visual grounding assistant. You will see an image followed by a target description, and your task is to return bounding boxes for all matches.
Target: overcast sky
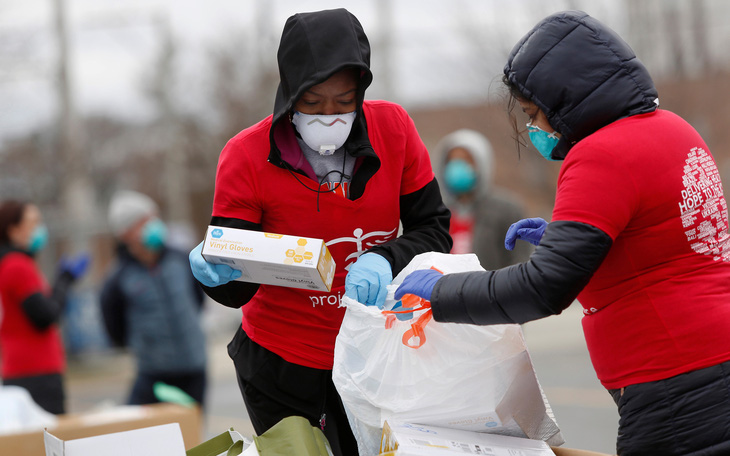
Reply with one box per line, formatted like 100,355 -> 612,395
0,0 -> 626,143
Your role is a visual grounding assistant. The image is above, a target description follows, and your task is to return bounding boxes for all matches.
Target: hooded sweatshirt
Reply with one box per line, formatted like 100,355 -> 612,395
206,8 -> 451,369
430,11 -> 730,389
434,129 -> 531,269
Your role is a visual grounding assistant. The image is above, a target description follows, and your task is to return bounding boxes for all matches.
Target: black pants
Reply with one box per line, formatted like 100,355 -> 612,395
609,360 -> 730,455
4,373 -> 65,415
128,369 -> 207,408
227,326 -> 359,456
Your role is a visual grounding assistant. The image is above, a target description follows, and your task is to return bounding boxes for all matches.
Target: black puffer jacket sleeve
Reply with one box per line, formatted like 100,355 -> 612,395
430,221 -> 612,325
368,177 -> 453,276
197,216 -> 262,308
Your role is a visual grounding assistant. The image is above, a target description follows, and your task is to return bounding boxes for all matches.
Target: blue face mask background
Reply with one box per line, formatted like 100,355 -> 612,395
28,224 -> 49,253
141,218 -> 167,251
444,159 -> 477,195
527,122 -> 560,161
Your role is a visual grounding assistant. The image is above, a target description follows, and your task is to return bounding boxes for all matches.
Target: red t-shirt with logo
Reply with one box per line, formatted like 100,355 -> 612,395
213,100 -> 435,369
0,251 -> 65,377
552,109 -> 730,389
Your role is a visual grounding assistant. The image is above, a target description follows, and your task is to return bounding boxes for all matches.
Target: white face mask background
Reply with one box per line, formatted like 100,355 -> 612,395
291,111 -> 357,155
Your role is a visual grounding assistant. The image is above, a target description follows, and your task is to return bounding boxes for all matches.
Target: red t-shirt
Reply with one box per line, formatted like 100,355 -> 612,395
449,212 -> 474,255
552,109 -> 730,389
0,251 -> 65,377
213,100 -> 435,369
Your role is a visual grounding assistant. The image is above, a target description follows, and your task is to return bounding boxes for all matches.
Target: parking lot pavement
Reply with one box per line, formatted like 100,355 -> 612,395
523,302 -> 619,454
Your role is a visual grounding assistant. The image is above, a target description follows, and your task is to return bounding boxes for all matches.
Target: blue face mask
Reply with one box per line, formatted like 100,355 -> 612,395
141,218 -> 167,251
444,159 -> 477,195
28,224 -> 49,253
527,121 -> 560,161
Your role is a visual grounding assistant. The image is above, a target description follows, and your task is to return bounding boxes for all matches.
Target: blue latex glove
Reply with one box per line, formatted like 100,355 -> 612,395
389,301 -> 416,321
189,241 -> 242,287
394,268 -> 444,303
344,253 -> 392,308
504,217 -> 548,250
59,253 -> 91,279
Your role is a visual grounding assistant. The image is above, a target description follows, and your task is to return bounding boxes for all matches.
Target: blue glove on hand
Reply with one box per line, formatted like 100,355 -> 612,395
504,217 -> 548,250
59,253 -> 91,280
394,268 -> 443,303
189,241 -> 242,287
344,253 -> 392,308
389,301 -> 417,321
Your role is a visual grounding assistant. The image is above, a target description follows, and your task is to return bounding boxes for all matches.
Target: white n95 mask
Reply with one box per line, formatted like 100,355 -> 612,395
291,111 -> 357,155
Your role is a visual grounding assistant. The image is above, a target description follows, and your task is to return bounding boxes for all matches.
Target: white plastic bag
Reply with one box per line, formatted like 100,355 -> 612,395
0,385 -> 57,435
333,252 -> 563,456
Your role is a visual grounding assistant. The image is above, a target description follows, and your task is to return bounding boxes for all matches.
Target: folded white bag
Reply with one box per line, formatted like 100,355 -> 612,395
333,252 -> 564,456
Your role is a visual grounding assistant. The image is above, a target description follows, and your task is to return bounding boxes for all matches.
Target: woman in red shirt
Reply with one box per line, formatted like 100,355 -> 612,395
0,201 -> 87,414
188,9 -> 451,455
397,11 -> 730,456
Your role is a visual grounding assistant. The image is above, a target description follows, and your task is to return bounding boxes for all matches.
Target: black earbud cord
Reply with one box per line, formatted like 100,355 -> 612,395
280,150 -> 349,212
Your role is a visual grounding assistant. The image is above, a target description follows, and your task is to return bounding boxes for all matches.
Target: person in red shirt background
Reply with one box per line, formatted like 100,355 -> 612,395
0,200 -> 88,414
188,8 -> 451,455
396,10 -> 730,456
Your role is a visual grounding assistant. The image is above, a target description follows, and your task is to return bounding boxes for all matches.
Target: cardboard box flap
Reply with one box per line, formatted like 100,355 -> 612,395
44,423 -> 185,456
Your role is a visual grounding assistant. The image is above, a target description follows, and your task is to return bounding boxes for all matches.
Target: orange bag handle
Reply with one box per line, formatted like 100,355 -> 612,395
382,266 -> 442,349
401,309 -> 433,349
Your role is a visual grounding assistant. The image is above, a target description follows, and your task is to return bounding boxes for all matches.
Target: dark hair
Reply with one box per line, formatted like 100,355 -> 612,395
0,200 -> 27,244
502,74 -> 529,156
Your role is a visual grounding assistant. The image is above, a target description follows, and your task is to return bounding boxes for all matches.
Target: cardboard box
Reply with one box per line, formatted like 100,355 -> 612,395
202,226 -> 336,292
1,403 -> 201,456
380,421 -> 555,456
552,448 -> 615,456
379,421 -> 614,456
44,423 -> 185,456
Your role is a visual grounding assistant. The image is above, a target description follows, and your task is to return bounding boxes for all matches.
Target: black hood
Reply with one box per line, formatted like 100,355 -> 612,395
504,11 -> 658,160
272,9 -> 372,138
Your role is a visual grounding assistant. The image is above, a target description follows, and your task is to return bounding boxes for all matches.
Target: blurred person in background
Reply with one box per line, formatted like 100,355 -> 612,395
100,190 -> 207,408
434,129 -> 532,269
188,8 -> 451,455
0,200 -> 89,414
396,10 -> 730,455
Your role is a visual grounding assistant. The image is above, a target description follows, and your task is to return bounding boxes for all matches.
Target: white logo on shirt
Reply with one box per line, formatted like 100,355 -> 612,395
308,290 -> 344,307
326,227 -> 398,270
306,227 -> 397,308
679,147 -> 730,261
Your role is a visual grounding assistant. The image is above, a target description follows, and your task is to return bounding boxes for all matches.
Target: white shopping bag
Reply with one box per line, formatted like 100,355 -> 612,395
333,252 -> 563,456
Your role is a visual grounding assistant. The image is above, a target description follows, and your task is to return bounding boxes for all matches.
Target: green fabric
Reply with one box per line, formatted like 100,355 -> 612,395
186,429 -> 235,456
254,416 -> 332,456
227,440 -> 245,456
154,381 -> 197,408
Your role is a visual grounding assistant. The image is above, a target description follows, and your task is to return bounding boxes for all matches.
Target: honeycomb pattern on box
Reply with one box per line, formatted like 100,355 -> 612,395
284,238 -> 312,264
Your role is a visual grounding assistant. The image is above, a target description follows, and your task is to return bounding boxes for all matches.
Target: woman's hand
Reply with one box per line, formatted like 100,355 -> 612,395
504,217 -> 548,249
189,241 -> 242,287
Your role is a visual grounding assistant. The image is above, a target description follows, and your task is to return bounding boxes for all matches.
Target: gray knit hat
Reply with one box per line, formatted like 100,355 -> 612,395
108,190 -> 158,236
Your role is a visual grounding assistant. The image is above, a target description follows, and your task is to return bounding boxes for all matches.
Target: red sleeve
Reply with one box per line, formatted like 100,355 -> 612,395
551,143 -> 638,240
398,107 -> 435,196
212,134 -> 265,224
0,253 -> 46,302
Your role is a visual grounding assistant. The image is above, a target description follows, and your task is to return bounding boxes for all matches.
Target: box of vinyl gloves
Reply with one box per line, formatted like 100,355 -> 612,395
202,226 -> 336,291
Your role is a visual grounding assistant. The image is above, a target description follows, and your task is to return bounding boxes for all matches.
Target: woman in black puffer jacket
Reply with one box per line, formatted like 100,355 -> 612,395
397,11 -> 730,456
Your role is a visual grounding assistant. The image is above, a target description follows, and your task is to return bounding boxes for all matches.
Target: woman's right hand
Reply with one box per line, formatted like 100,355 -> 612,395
189,241 -> 242,287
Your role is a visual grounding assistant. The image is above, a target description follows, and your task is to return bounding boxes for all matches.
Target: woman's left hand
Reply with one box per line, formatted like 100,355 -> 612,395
504,217 -> 548,249
345,253 -> 392,308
